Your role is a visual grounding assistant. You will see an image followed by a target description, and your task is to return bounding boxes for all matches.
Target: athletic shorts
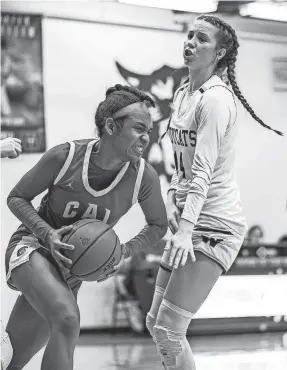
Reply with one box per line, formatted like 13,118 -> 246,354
5,234 -> 82,294
161,227 -> 244,273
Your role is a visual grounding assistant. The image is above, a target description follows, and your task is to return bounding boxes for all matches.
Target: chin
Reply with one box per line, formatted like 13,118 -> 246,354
183,59 -> 194,67
126,148 -> 143,162
129,155 -> 142,163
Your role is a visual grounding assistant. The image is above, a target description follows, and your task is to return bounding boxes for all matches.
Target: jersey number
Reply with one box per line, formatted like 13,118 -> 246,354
174,152 -> 186,179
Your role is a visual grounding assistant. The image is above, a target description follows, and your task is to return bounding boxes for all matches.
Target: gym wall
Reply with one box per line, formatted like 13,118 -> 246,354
1,2 -> 287,328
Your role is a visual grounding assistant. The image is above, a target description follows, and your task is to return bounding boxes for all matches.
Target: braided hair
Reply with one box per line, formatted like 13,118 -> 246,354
197,14 -> 283,136
95,84 -> 155,137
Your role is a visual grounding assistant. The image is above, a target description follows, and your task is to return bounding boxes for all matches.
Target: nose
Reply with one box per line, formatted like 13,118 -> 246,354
141,132 -> 150,146
185,38 -> 196,49
187,40 -> 196,49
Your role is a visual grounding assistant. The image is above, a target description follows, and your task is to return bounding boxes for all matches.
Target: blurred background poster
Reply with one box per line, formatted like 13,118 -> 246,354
1,12 -> 46,153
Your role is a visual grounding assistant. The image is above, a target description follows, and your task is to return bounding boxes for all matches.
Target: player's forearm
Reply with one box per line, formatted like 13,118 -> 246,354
7,194 -> 53,244
169,171 -> 178,192
181,187 -> 206,225
124,223 -> 168,258
167,172 -> 177,204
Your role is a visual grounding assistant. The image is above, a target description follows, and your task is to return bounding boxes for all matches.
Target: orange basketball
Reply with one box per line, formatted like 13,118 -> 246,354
63,219 -> 121,281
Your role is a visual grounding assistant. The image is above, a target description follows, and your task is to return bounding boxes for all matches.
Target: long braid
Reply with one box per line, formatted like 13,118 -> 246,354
198,15 -> 283,136
227,61 -> 282,136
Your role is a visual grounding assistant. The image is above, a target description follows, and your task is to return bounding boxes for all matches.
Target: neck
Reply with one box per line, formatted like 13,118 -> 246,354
93,138 -> 127,171
188,67 -> 214,93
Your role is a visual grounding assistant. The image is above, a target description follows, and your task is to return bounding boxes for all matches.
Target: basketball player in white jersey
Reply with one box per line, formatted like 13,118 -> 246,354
146,14 -> 283,370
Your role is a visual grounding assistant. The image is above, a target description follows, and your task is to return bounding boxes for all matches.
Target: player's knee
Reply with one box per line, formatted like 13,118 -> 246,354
54,311 -> 80,337
153,299 -> 193,367
146,312 -> 156,337
50,304 -> 80,338
155,302 -> 174,329
156,299 -> 193,333
153,325 -> 183,368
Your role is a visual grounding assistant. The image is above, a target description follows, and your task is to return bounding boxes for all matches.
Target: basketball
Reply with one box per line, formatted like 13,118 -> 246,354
62,219 -> 122,282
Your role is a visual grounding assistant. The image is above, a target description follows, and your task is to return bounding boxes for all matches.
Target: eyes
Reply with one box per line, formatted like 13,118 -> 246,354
135,126 -> 152,135
198,35 -> 207,42
187,30 -> 207,43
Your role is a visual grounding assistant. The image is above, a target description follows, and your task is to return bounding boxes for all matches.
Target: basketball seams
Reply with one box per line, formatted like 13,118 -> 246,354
74,236 -> 119,277
70,226 -> 115,271
64,219 -> 109,268
63,219 -> 120,279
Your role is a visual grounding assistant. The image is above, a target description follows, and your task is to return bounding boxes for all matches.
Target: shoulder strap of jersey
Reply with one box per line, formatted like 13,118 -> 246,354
197,84 -> 237,127
159,82 -> 231,142
132,158 -> 145,205
53,141 -> 75,185
199,84 -> 234,95
173,82 -> 188,101
159,82 -> 190,142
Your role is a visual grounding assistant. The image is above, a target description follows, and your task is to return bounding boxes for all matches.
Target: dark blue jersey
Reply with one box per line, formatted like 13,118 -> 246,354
7,139 -> 168,256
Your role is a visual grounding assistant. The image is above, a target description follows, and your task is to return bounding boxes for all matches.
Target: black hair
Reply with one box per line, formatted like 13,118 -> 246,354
247,225 -> 264,239
94,84 -> 155,137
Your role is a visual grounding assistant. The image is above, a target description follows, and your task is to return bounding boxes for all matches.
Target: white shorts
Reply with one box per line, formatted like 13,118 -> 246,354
6,235 -> 81,294
6,236 -> 41,290
161,229 -> 244,273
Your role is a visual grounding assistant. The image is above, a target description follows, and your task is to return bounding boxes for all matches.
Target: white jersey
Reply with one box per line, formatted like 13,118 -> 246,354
169,75 -> 247,235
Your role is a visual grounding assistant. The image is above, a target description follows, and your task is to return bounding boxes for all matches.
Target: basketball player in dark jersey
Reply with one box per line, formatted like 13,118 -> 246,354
2,85 -> 168,370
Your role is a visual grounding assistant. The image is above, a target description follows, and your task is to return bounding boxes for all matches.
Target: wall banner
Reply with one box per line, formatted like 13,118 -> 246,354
1,12 -> 46,152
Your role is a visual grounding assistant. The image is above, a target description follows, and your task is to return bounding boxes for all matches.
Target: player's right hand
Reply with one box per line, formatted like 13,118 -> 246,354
0,138 -> 22,159
97,244 -> 127,283
166,200 -> 181,234
45,225 -> 75,272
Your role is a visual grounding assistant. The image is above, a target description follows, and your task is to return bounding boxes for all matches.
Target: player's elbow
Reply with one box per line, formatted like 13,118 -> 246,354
7,188 -> 24,211
7,193 -> 17,212
156,222 -> 169,240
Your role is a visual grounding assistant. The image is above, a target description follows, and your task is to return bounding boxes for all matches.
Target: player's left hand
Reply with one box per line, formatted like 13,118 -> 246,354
165,230 -> 196,269
97,244 -> 127,283
0,138 -> 22,159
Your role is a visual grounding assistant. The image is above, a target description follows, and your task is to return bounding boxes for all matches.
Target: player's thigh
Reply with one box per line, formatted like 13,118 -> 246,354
10,250 -> 80,327
155,250 -> 172,289
164,251 -> 223,314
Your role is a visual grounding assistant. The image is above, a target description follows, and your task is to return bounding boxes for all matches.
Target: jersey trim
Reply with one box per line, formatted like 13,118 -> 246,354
197,84 -> 237,128
53,141 -> 75,185
82,140 -> 131,197
200,84 -> 234,95
132,158 -> 145,205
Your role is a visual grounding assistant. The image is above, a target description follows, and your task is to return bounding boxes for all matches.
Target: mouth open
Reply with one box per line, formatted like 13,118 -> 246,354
184,49 -> 193,57
133,146 -> 145,156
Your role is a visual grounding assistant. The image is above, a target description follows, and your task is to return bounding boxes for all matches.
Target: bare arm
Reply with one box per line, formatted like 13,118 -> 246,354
124,163 -> 168,258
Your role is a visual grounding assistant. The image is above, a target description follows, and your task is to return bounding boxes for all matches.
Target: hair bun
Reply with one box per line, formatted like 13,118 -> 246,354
105,87 -> 117,97
104,84 -> 155,107
106,84 -> 126,97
